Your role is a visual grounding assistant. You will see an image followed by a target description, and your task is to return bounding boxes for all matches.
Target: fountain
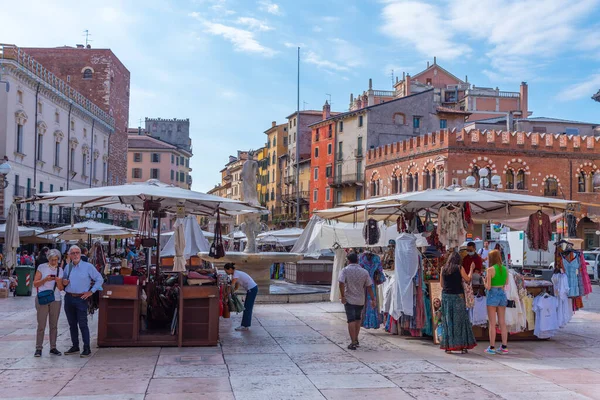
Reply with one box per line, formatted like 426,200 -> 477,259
198,151 -> 303,294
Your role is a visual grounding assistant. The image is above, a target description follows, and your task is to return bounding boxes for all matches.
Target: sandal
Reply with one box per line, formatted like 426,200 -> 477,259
461,349 -> 468,354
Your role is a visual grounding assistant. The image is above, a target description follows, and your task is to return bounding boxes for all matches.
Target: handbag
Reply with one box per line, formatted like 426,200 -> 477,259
506,299 -> 516,308
462,280 -> 475,309
37,268 -> 59,305
209,210 -> 226,259
424,210 -> 435,232
231,292 -> 245,313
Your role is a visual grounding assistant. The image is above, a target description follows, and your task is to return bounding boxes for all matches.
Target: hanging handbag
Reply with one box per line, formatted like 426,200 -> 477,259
425,210 -> 435,232
363,218 -> 380,245
37,268 -> 59,305
210,210 -> 226,259
462,280 -> 475,309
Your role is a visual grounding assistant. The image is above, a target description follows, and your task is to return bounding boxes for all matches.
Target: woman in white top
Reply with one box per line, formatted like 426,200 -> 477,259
33,249 -> 64,357
224,263 -> 258,331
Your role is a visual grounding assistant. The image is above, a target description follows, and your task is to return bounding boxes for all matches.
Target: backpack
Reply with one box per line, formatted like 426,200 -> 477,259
21,256 -> 33,266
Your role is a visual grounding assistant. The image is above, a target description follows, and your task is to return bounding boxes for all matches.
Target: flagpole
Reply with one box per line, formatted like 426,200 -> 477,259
295,47 -> 300,228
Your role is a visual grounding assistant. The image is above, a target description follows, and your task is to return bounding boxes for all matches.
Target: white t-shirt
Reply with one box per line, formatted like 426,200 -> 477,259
37,263 -> 64,298
479,248 -> 490,268
233,270 -> 257,291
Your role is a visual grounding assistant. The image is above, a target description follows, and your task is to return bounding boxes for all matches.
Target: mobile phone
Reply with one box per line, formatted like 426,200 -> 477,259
49,275 -> 56,278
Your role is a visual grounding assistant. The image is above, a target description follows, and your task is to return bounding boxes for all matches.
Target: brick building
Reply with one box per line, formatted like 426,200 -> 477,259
366,129 -> 600,248
24,45 -> 130,186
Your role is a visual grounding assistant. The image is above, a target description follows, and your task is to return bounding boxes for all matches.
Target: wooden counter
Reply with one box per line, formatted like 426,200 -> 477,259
179,286 -> 220,346
97,285 -> 140,347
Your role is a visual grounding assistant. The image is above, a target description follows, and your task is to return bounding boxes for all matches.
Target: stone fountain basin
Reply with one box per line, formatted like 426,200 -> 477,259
197,252 -> 304,293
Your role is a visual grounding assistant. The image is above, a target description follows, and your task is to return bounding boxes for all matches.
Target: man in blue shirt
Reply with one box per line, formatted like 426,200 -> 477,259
61,245 -> 104,357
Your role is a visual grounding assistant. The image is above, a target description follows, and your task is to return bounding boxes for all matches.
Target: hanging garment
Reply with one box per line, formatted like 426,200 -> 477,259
360,253 -> 384,329
392,234 -> 419,320
526,212 -> 552,251
436,206 -> 466,248
329,248 -> 346,303
363,218 -> 380,245
422,282 -> 433,337
471,296 -> 488,327
522,295 -> 535,330
533,294 -> 559,339
551,273 -> 572,328
578,251 -> 593,296
562,256 -> 580,297
566,213 -> 577,238
505,271 -> 527,333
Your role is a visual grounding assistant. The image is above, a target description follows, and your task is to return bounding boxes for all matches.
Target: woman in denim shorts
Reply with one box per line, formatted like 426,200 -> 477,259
485,250 -> 508,355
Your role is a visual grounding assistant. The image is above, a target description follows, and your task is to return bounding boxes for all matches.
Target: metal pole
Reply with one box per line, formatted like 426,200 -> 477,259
295,47 -> 300,228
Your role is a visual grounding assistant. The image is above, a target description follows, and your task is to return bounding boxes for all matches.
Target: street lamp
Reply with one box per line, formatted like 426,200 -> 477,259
0,161 -> 11,189
466,167 -> 501,190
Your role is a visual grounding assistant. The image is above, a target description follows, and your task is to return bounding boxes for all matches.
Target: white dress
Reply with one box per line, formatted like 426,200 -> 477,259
392,234 -> 419,319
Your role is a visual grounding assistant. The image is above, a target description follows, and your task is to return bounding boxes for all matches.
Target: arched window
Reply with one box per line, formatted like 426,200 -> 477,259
506,170 -> 515,190
82,68 -> 93,79
424,170 -> 430,190
544,178 -> 558,197
431,169 -> 437,189
578,172 -> 586,193
594,172 -> 600,193
272,154 -> 276,164
392,176 -> 398,193
517,170 -> 526,190
370,181 -> 376,197
407,174 -> 414,192
472,166 -> 480,188
414,173 -> 419,191
398,175 -> 403,193
270,189 -> 275,201
273,137 -> 276,146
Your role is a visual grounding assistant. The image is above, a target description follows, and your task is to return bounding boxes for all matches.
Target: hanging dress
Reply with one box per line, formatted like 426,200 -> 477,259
360,253 -> 385,329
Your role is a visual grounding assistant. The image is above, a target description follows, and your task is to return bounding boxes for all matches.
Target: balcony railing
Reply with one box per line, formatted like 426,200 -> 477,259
14,185 -> 25,198
354,149 -> 363,158
337,152 -> 344,161
329,173 -> 364,187
282,191 -> 309,203
373,90 -> 395,97
465,87 -> 520,98
284,175 -> 295,185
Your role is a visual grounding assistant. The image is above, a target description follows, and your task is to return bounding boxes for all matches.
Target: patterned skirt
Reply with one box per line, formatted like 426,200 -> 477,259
440,293 -> 477,351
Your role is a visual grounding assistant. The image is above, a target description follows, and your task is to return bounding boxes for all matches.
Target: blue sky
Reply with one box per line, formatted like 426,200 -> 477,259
1,0 -> 600,192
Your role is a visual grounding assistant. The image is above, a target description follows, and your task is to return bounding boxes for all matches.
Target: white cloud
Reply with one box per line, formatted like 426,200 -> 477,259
304,51 -> 348,72
259,0 -> 282,15
202,20 -> 276,56
380,1 -> 470,60
557,74 -> 600,101
284,41 -> 304,48
329,38 -> 363,68
321,16 -> 339,23
312,26 -> 323,33
236,17 -> 274,32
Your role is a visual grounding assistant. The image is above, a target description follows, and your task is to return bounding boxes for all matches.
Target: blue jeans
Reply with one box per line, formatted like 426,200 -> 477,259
242,286 -> 258,327
64,295 -> 90,349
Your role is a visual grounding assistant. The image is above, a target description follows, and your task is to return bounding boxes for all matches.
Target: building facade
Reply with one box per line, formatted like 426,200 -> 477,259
145,117 -> 192,152
264,122 -> 288,222
309,102 -> 337,211
0,45 -> 113,222
255,146 -> 268,207
465,116 -> 599,136
24,44 -> 130,186
127,132 -> 193,189
365,129 -> 600,248
309,89 -> 467,211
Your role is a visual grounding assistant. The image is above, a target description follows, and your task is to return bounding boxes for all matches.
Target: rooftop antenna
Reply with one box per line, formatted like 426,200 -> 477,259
325,93 -> 332,107
302,101 -> 308,110
83,30 -> 92,47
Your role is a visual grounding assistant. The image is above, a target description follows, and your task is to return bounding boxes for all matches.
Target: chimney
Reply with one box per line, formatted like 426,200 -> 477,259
367,78 -> 375,106
402,72 -> 406,80
322,100 -> 331,120
271,121 -> 277,128
465,75 -> 468,83
404,73 -> 411,96
427,61 -> 430,68
519,82 -> 528,118
362,94 -> 368,108
507,111 -> 514,131
356,96 -> 362,109
433,56 -> 437,65
349,93 -> 354,110
76,44 -> 84,49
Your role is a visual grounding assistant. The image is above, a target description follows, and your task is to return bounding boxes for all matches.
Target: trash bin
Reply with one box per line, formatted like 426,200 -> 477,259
15,265 -> 35,296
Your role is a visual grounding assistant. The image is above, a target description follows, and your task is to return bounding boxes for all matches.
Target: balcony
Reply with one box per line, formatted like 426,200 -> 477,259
373,90 -> 395,97
13,185 -> 25,198
328,173 -> 364,187
354,149 -> 364,159
284,175 -> 295,185
465,87 -> 519,98
282,191 -> 309,203
337,152 -> 344,161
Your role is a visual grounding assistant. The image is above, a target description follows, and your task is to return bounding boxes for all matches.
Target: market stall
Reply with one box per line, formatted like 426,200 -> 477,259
160,216 -> 210,270
26,179 -> 264,347
314,187 -> 587,341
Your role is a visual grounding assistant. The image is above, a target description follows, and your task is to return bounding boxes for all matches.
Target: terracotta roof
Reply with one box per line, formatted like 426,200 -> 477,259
411,63 -> 465,84
128,135 -> 176,150
436,106 -> 471,115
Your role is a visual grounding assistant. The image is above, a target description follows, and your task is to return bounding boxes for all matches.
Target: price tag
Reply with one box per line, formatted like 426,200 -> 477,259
176,205 -> 185,218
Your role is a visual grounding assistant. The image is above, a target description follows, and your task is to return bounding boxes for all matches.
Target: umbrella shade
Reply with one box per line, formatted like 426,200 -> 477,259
4,205 -> 19,270
172,222 -> 186,272
41,220 -> 136,238
162,216 -> 210,259
28,179 -> 265,217
257,227 -> 303,246
317,187 -> 577,223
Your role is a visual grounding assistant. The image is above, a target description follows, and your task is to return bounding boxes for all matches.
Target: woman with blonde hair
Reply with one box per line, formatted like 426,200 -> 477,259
485,249 -> 508,354
33,249 -> 64,357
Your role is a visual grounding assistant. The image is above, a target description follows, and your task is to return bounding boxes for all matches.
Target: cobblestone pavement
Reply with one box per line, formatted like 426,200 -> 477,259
2,291 -> 600,400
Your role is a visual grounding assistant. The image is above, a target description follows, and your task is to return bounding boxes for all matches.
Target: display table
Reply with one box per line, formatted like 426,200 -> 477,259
98,283 -> 219,347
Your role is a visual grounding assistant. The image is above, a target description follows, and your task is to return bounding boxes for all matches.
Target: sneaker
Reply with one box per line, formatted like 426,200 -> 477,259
49,348 -> 62,356
497,347 -> 509,355
235,326 -> 249,332
64,346 -> 80,355
485,346 -> 496,355
34,349 -> 42,357
347,343 -> 357,350
80,348 -> 91,358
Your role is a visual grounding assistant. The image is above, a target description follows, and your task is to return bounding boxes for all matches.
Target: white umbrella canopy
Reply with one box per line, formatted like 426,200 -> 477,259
257,227 -> 303,246
162,216 -> 210,260
172,222 -> 186,272
4,205 -> 19,271
317,187 -> 577,223
40,220 -> 136,238
28,179 -> 266,217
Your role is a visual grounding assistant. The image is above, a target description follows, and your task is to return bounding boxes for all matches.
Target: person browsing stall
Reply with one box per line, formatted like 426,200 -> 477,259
484,249 -> 509,355
224,263 -> 258,332
33,249 -> 64,357
463,241 -> 484,284
339,252 -> 376,350
479,241 -> 490,269
62,245 -> 104,358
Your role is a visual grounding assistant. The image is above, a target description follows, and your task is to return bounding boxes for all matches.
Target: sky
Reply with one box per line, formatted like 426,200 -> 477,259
1,0 -> 599,192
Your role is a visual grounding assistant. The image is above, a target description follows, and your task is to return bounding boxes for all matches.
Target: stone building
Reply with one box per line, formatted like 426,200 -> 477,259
127,130 -> 193,189
145,117 -> 192,152
0,45 -> 113,223
264,122 -> 288,222
24,44 -> 130,186
365,129 -> 600,248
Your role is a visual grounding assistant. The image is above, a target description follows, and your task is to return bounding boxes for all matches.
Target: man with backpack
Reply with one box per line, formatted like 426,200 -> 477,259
20,251 -> 33,266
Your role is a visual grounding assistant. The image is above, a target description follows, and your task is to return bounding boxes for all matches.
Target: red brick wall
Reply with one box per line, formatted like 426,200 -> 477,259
24,47 -> 130,185
366,129 -> 600,213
